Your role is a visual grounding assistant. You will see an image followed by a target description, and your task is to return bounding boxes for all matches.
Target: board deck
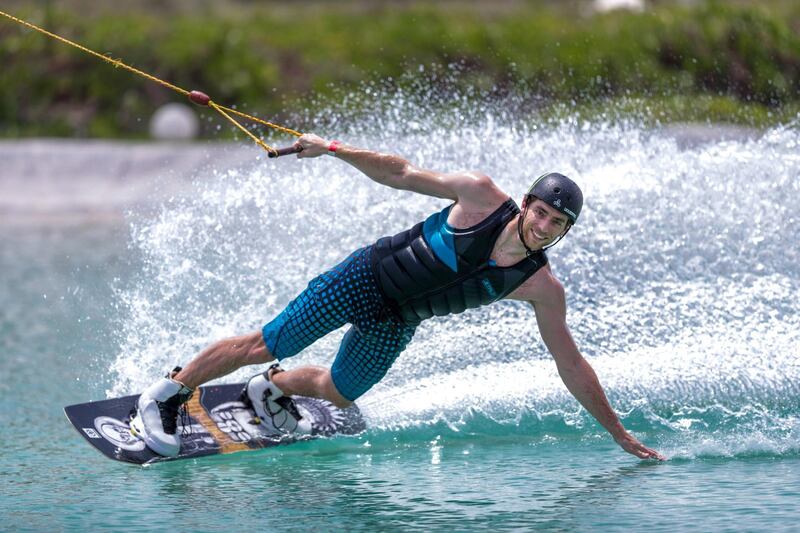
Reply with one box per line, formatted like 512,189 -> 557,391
64,383 -> 366,464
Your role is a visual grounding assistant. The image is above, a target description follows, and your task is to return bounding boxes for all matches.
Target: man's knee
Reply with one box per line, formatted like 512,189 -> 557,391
249,338 -> 273,364
325,373 -> 353,409
330,395 -> 353,409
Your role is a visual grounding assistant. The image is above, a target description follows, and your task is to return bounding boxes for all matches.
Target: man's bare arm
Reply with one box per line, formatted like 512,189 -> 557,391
294,133 -> 505,205
530,284 -> 664,460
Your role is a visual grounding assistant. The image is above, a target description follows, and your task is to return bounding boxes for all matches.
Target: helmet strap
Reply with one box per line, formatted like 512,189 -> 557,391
517,197 -> 538,257
542,224 -> 572,251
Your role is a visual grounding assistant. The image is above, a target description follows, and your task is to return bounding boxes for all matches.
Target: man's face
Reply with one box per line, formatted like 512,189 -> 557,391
521,198 -> 571,249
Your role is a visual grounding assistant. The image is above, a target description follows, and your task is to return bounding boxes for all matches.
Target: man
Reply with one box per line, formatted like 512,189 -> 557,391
130,133 -> 663,461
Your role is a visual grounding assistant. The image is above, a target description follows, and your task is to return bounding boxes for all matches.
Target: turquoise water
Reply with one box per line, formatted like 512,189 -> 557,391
1,94 -> 799,531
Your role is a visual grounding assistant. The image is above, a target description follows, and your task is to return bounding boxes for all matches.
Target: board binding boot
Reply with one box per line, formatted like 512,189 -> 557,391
242,363 -> 311,435
129,367 -> 194,457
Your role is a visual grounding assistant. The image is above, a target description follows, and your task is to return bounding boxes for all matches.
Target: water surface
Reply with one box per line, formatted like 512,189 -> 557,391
1,96 -> 799,531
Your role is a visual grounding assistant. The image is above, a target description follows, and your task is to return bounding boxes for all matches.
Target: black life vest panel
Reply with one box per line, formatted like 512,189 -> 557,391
370,198 -> 548,325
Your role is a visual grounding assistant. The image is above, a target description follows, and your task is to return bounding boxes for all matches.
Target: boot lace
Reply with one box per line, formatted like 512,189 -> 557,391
157,387 -> 194,435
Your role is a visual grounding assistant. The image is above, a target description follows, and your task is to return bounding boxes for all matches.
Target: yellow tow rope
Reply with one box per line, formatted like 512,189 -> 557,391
0,9 -> 303,155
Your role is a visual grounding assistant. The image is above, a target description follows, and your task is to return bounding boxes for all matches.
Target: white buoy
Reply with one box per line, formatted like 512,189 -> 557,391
593,0 -> 645,12
149,103 -> 200,140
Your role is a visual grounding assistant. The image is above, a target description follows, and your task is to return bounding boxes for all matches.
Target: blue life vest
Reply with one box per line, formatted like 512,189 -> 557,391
370,198 -> 548,325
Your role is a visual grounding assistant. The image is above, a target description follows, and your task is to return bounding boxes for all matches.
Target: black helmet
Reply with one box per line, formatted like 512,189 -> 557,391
525,172 -> 583,225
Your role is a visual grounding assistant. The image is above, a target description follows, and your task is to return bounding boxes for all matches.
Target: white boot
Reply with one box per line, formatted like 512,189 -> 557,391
244,364 -> 311,435
130,369 -> 194,457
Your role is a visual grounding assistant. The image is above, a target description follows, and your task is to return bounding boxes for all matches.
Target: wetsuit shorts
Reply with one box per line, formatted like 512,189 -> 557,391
262,246 -> 416,401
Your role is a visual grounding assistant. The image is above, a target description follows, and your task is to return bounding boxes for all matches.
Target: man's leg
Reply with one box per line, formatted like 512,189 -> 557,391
173,333 -> 352,408
133,249 -> 363,454
129,330 -> 274,456
270,366 -> 352,408
132,291 -> 345,453
320,322 -> 416,406
173,331 -> 272,389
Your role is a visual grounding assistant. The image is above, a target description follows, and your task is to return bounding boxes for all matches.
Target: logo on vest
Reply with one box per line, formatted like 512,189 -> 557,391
481,278 -> 498,298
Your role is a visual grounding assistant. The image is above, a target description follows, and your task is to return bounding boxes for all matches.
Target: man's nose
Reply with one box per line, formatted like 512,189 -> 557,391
535,217 -> 550,233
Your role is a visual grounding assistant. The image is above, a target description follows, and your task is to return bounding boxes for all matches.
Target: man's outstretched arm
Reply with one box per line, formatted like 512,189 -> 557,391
530,284 -> 664,460
292,133 -> 505,205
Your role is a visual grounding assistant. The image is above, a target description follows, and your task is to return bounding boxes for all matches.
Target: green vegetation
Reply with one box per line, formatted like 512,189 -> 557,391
1,1 -> 799,138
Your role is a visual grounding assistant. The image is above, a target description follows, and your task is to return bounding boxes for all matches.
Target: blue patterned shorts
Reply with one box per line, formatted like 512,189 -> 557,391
262,247 -> 416,401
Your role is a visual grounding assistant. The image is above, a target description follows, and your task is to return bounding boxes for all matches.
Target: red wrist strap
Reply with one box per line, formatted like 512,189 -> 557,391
327,140 -> 341,153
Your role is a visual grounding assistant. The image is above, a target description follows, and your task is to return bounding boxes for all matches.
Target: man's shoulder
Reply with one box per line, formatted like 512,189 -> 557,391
446,172 -> 512,225
452,171 -> 509,208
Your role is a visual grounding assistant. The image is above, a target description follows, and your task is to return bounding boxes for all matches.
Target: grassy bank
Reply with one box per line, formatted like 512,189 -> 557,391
1,1 -> 799,138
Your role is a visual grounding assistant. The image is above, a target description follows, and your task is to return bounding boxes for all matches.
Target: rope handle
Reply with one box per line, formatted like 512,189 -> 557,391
267,145 -> 304,158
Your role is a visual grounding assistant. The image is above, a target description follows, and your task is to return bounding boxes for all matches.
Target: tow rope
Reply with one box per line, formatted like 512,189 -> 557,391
0,10 -> 304,157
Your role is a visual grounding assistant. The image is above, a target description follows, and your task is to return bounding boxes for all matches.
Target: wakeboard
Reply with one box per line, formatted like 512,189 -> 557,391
64,383 -> 366,465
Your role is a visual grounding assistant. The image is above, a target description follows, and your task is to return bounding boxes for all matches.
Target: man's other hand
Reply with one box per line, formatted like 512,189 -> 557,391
615,432 -> 666,461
